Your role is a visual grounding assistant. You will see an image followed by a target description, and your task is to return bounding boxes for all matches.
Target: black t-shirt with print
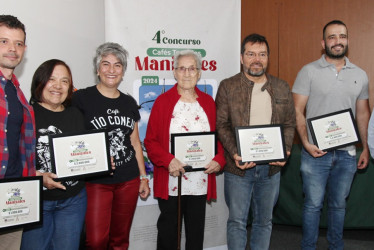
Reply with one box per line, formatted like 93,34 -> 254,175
33,103 -> 85,200
72,86 -> 140,184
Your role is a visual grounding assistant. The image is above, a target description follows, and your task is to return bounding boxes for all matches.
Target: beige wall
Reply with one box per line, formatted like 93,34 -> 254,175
2,0 -> 105,100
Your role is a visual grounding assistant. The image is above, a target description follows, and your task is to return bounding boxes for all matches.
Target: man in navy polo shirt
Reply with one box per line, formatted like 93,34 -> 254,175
0,15 -> 36,250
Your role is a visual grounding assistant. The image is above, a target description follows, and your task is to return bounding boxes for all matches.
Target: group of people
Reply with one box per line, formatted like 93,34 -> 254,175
216,20 -> 370,250
0,13 -> 371,250
0,15 -> 149,250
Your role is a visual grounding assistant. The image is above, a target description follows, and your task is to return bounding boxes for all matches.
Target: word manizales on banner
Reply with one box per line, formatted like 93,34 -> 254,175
135,30 -> 217,71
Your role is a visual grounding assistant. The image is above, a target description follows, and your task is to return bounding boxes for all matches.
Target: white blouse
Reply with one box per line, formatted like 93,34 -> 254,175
168,100 -> 210,196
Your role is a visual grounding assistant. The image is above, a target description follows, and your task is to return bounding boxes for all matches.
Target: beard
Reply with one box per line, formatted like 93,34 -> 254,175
325,44 -> 348,59
247,62 -> 267,77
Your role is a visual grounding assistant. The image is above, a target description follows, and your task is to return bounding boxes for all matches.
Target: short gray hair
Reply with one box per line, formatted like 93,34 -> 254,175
93,42 -> 129,74
173,50 -> 202,69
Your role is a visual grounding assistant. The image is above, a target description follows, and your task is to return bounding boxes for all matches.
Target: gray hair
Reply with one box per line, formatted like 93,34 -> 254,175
93,42 -> 129,74
173,50 -> 202,69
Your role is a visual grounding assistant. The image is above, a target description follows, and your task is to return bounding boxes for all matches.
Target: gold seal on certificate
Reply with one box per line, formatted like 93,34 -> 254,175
235,125 -> 286,164
0,176 -> 42,230
49,129 -> 111,179
171,132 -> 217,172
307,109 -> 360,151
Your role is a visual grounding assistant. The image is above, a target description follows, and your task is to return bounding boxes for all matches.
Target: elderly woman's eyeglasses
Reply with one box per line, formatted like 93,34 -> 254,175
175,66 -> 200,75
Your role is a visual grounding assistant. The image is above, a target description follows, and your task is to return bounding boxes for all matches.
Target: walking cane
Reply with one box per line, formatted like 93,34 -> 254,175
177,173 -> 182,250
177,165 -> 205,250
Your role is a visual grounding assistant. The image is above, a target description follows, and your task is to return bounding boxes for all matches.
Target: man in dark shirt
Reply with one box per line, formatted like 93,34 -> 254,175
0,15 -> 36,250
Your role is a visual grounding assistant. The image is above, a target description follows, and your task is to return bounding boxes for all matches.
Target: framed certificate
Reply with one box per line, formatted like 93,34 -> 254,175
171,132 -> 217,172
0,176 -> 42,230
49,129 -> 111,180
235,125 -> 286,164
307,109 -> 360,151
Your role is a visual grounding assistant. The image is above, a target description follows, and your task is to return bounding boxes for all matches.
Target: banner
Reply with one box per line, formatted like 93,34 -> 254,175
106,0 -> 240,248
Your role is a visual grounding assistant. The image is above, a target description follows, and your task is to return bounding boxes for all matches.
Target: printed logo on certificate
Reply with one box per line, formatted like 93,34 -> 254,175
49,129 -> 111,180
0,176 -> 42,230
307,109 -> 360,151
171,132 -> 217,172
235,125 -> 286,164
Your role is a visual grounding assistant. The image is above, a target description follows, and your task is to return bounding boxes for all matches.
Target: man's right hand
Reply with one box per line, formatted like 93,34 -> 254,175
303,142 -> 327,158
233,154 -> 256,170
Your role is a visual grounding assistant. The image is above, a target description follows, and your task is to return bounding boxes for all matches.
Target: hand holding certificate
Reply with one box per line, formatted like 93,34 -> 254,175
307,109 -> 360,151
235,125 -> 286,164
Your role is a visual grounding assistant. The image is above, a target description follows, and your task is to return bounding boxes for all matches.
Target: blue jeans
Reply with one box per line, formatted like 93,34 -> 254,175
21,188 -> 87,250
225,165 -> 280,250
300,149 -> 356,250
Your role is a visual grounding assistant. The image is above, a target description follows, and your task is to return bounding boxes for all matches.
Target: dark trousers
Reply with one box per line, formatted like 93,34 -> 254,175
157,195 -> 207,250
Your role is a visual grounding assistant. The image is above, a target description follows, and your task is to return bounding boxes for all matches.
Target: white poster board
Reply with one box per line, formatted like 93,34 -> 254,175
105,1 -> 240,248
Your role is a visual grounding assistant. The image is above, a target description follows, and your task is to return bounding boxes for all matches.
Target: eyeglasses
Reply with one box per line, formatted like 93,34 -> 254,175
244,52 -> 268,59
175,66 -> 200,75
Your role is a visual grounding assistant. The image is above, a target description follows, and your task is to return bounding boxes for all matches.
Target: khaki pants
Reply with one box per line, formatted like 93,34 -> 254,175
0,228 -> 23,250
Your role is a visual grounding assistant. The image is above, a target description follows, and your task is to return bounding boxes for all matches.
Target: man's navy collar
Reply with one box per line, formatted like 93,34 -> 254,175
0,69 -> 19,88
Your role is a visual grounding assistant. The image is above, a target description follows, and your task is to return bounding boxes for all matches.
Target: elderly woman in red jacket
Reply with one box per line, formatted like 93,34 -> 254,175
144,50 -> 225,250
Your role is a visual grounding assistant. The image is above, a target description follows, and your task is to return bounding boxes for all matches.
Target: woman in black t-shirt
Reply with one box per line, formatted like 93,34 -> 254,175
72,42 -> 150,250
21,59 -> 86,250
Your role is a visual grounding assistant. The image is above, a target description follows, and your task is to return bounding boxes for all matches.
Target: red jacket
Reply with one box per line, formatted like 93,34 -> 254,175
145,84 -> 226,200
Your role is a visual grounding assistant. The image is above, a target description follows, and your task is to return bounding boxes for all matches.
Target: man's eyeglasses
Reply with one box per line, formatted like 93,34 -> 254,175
244,52 -> 268,59
175,66 -> 200,75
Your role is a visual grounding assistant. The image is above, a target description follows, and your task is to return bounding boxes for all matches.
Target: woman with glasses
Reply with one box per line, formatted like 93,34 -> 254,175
144,50 -> 226,250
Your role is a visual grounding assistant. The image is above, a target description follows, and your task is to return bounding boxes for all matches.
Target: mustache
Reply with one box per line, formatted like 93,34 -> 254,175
250,62 -> 263,67
4,53 -> 19,58
332,44 -> 344,49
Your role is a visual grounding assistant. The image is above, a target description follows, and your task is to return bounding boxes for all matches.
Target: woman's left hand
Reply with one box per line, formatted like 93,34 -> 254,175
139,178 -> 150,199
204,160 -> 221,174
